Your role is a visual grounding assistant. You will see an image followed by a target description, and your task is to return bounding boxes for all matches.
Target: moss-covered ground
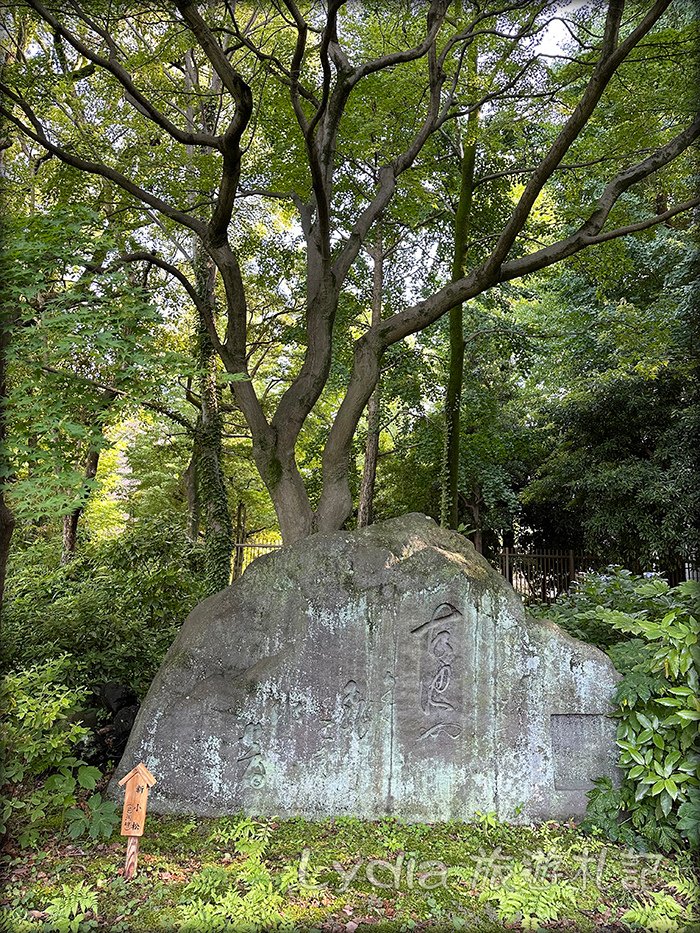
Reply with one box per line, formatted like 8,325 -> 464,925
1,814 -> 698,932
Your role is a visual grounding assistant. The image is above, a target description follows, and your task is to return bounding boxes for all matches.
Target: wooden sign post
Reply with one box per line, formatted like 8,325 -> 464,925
118,763 -> 156,880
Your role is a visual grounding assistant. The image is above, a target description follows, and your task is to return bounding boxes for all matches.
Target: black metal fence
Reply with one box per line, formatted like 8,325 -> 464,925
231,539 -> 282,580
497,548 -> 601,605
230,535 -> 698,604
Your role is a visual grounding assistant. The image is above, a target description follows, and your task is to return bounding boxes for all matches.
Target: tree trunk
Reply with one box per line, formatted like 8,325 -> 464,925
181,55 -> 233,587
258,451 -> 316,543
183,450 -> 200,541
194,245 -> 234,592
463,483 -> 484,554
10,0 -> 692,551
357,390 -> 380,528
441,46 -> 479,530
238,265 -> 338,544
472,496 -> 483,554
61,447 -> 101,562
357,227 -> 384,528
232,500 -> 246,579
0,316 -> 14,622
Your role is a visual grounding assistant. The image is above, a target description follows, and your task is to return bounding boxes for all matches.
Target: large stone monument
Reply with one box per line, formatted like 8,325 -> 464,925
114,514 -> 620,821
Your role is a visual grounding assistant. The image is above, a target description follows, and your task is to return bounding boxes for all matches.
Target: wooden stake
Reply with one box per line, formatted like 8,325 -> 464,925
118,763 -> 157,880
124,834 -> 139,880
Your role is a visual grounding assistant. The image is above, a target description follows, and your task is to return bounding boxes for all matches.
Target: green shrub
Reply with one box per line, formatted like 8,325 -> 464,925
542,569 -> 700,853
43,880 -> 99,933
531,566 -> 683,649
0,657 -> 118,848
2,517 -> 208,696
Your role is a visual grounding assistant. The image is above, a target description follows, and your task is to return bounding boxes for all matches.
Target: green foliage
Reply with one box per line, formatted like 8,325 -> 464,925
177,818 -> 293,933
477,862 -> 577,930
677,787 -> 700,850
519,228 -> 698,565
545,570 -> 700,853
65,794 -> 120,841
0,657 -> 118,848
620,891 -> 688,932
182,865 -> 230,902
474,810 -> 499,831
1,206 -> 181,525
1,811 -> 698,931
2,517 -> 208,694
44,881 -> 98,933
534,567 -> 687,650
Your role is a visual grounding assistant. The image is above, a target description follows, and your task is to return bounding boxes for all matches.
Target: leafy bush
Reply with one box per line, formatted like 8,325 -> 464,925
620,890 -> 689,932
531,566 -> 685,649
542,569 -> 700,853
0,657 -> 118,848
44,881 -> 99,933
2,517 -> 208,696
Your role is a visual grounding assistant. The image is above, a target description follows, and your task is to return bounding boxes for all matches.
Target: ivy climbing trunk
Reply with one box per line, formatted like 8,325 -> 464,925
194,244 -> 233,593
0,310 -> 14,622
183,54 -> 233,589
357,227 -> 384,528
441,45 -> 480,531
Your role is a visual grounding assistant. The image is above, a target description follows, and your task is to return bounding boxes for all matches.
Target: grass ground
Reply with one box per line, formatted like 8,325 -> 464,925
1,814 -> 698,932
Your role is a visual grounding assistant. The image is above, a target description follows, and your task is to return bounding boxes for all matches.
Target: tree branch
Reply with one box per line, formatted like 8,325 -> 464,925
333,14 -> 447,283
114,249 -> 229,358
0,87 -> 207,237
482,0 -> 672,276
41,366 -> 196,432
174,0 -> 253,244
347,0 -> 449,86
316,110 -> 699,530
24,0 -> 221,149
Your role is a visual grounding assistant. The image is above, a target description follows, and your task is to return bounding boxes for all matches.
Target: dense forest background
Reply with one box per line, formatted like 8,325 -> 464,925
1,0 -> 698,692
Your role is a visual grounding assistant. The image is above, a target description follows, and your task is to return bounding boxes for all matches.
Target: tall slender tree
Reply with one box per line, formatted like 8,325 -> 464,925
357,222 -> 384,528
441,38 -> 479,530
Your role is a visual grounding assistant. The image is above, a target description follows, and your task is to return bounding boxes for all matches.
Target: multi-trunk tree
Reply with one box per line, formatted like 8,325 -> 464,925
2,0 -> 698,543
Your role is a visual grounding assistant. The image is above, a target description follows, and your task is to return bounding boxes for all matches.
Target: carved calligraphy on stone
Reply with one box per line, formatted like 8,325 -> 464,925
411,603 -> 463,742
238,721 -> 266,788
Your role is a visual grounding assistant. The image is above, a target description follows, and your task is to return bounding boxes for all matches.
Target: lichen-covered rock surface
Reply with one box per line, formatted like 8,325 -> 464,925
113,513 -> 619,820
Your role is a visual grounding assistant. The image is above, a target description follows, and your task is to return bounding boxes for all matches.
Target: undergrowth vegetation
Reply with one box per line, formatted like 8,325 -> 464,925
535,568 -> 700,854
0,657 -> 119,850
1,518 -> 207,695
2,566 -> 698,930
1,814 -> 698,932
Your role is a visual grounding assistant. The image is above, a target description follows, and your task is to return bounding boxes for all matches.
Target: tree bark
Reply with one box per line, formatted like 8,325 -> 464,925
183,57 -> 234,585
357,226 -> 384,528
61,447 -> 101,562
471,486 -> 483,554
232,500 -> 246,579
441,45 -> 479,530
239,260 -> 339,542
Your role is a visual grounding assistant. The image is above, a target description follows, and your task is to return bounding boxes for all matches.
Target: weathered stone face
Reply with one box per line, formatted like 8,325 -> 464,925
113,514 -> 620,821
